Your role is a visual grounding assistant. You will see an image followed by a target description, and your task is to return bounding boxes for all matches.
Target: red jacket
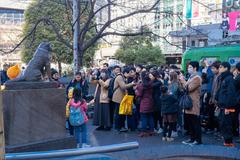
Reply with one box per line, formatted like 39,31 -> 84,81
136,83 -> 154,113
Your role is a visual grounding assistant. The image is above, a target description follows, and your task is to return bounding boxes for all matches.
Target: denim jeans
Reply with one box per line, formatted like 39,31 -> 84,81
141,112 -> 154,132
74,123 -> 87,145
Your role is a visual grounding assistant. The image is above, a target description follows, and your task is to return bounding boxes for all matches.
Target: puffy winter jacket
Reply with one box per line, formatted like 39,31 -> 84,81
161,94 -> 178,114
215,71 -> 237,109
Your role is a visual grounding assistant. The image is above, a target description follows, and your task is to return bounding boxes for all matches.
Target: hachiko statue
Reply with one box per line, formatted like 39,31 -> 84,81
11,42 -> 52,81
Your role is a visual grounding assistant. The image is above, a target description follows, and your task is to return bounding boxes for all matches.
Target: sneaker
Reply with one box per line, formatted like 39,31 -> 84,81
157,128 -> 163,134
119,128 -> 128,132
162,137 -> 167,141
82,143 -> 91,148
182,139 -> 194,145
171,131 -> 178,138
167,137 -> 174,142
191,140 -> 202,145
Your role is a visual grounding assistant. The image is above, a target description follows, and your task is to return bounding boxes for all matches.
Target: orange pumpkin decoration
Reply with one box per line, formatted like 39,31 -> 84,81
7,64 -> 21,80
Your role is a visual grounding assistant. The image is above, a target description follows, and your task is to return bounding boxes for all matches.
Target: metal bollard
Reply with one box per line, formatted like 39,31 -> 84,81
5,142 -> 139,160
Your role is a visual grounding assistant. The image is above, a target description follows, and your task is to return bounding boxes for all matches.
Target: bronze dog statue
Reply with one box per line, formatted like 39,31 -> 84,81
10,42 -> 52,81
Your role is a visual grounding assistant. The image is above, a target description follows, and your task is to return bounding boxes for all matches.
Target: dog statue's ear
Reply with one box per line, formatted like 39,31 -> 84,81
39,42 -> 52,52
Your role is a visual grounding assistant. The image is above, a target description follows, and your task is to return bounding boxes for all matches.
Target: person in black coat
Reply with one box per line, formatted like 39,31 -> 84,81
149,70 -> 163,132
160,86 -> 178,141
215,62 -> 237,147
234,62 -> 240,143
235,62 -> 240,106
0,64 -> 9,85
66,72 -> 89,101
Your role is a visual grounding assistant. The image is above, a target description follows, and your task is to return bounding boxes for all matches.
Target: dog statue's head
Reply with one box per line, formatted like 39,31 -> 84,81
38,42 -> 52,53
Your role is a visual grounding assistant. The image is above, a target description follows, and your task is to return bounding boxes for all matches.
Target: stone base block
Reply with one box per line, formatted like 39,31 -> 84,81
4,81 -> 58,90
1,88 -> 66,146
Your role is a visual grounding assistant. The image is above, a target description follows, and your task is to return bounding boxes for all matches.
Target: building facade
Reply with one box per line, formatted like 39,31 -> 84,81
153,0 -> 184,64
95,0 -> 156,66
0,0 -> 31,68
153,0 -> 222,64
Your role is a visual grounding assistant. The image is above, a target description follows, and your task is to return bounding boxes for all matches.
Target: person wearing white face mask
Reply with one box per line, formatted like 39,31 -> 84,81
180,61 -> 202,145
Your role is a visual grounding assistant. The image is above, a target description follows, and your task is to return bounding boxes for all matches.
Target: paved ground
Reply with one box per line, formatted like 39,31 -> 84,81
86,120 -> 240,160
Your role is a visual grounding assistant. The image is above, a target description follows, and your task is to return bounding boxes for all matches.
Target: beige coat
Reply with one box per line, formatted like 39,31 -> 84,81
184,75 -> 202,116
112,74 -> 133,104
94,79 -> 111,103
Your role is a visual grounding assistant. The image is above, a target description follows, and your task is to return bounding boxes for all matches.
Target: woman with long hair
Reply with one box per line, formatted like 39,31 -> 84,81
149,70 -> 163,133
136,71 -> 154,137
93,69 -> 112,131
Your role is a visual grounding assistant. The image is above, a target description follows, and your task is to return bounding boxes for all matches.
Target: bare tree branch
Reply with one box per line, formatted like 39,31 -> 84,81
66,0 -> 73,12
0,17 -> 72,54
101,31 -> 151,37
82,0 -> 160,52
79,0 -> 117,45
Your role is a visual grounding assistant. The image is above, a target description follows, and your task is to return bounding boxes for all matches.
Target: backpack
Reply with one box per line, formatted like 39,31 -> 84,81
108,75 -> 121,99
69,102 -> 85,126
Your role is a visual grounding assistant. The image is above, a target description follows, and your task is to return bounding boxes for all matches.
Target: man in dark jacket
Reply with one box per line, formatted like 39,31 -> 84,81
0,64 -> 9,85
234,62 -> 240,143
215,62 -> 237,147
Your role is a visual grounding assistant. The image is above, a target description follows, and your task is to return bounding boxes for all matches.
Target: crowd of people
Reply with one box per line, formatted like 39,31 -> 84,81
65,61 -> 240,148
1,60 -> 240,149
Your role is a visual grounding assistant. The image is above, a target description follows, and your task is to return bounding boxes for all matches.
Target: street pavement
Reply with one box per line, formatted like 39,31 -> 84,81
87,120 -> 239,160
85,84 -> 239,160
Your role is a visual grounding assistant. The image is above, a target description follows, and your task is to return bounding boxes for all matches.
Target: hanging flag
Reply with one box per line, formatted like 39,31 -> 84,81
186,0 -> 192,19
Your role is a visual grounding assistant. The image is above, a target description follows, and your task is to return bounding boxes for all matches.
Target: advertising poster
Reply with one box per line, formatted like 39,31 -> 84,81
222,0 -> 240,32
185,0 -> 199,19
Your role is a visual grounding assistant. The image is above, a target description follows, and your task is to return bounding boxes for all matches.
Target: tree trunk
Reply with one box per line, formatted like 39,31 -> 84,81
57,61 -> 62,77
79,49 -> 84,68
73,0 -> 80,74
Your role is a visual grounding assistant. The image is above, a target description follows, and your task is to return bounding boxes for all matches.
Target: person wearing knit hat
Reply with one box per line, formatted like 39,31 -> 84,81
51,69 -> 59,81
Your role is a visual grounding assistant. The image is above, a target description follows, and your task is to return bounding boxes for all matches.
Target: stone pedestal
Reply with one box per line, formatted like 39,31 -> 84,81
0,93 -> 5,159
1,88 -> 66,146
4,81 -> 58,90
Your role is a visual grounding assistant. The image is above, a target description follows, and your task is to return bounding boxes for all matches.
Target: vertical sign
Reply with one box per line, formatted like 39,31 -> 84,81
186,0 -> 192,19
0,92 -> 5,160
192,1 -> 199,18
